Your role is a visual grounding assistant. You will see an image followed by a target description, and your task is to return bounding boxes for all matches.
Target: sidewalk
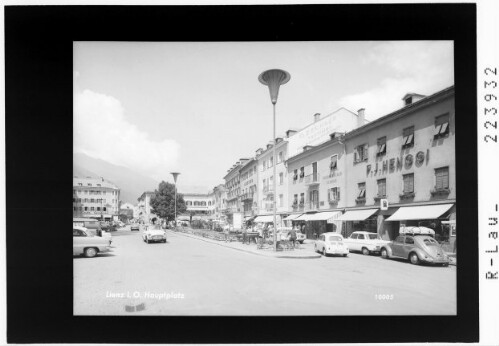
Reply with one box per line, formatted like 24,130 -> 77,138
168,229 -> 321,259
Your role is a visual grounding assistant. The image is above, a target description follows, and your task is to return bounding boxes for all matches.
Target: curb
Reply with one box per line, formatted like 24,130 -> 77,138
168,230 -> 322,259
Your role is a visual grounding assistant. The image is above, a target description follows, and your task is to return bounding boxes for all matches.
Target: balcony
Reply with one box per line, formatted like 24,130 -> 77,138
305,202 -> 320,211
240,192 -> 254,201
263,186 -> 274,194
304,173 -> 320,186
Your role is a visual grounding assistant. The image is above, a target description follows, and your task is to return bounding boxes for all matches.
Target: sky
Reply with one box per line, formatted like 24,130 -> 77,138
73,41 -> 454,193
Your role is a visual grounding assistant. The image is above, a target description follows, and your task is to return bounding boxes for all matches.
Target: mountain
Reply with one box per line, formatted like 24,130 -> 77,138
73,153 -> 160,204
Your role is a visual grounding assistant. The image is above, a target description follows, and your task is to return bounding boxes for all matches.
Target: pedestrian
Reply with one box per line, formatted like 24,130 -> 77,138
289,226 -> 297,247
242,227 -> 248,244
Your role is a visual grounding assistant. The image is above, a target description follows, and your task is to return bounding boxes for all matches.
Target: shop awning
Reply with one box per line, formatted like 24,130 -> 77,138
294,213 -> 315,221
283,214 -> 302,221
386,204 -> 454,221
336,209 -> 379,221
307,211 -> 343,221
254,215 -> 275,223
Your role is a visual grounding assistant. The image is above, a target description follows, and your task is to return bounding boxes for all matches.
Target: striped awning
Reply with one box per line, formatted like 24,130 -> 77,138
336,209 -> 378,221
283,214 -> 302,221
386,204 -> 453,221
254,215 -> 275,223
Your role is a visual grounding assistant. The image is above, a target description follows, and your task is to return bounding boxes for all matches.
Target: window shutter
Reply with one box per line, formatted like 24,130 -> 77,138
337,187 -> 341,201
363,145 -> 368,160
435,170 -> 443,189
354,148 -> 358,162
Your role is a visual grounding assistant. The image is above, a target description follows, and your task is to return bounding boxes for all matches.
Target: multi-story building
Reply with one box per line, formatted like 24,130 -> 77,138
223,159 -> 249,224
212,184 -> 227,222
338,87 -> 455,247
183,193 -> 213,218
255,136 -> 290,225
284,86 -> 456,249
137,191 -> 156,223
239,158 -> 259,220
73,176 -> 120,220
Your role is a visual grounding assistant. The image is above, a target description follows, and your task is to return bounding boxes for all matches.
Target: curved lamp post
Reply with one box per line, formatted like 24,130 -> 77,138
258,69 -> 291,251
170,172 -> 180,229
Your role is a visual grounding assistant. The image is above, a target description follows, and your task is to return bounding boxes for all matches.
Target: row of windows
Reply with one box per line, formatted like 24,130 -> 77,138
73,198 -> 116,204
185,201 -> 213,206
354,114 -> 450,164
73,189 -> 118,195
73,206 -> 108,211
77,182 -> 103,187
261,151 -> 285,171
356,167 -> 449,198
240,166 -> 258,181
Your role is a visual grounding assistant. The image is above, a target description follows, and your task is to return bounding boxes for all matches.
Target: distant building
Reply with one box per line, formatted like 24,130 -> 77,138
137,191 -> 157,223
73,176 -> 120,221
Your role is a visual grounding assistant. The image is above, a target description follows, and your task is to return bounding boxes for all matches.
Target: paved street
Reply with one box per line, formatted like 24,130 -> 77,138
74,228 -> 456,315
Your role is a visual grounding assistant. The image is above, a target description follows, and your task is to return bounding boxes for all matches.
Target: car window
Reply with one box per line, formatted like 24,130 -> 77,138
394,236 -> 404,243
350,234 -> 357,239
423,238 -> 438,245
357,234 -> 365,239
73,229 -> 85,237
320,235 -> 325,241
368,234 -> 381,240
404,237 -> 414,244
329,236 -> 342,242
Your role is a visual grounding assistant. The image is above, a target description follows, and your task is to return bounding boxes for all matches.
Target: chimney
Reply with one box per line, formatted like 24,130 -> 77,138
286,129 -> 297,138
303,145 -> 314,152
313,113 -> 321,122
357,108 -> 365,128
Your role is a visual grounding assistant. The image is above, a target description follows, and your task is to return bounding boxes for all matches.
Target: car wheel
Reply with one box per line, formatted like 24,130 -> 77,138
362,247 -> 370,256
322,248 -> 327,257
84,247 -> 97,258
343,254 -> 348,257
381,248 -> 388,259
409,252 -> 420,265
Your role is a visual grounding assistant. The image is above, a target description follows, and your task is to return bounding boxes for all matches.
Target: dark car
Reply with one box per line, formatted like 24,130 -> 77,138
380,234 -> 449,266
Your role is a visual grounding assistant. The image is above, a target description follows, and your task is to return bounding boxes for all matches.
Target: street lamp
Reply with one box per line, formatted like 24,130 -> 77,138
258,69 -> 291,251
170,172 -> 180,229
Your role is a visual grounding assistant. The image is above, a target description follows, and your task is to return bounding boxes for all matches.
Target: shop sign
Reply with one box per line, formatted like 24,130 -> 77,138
323,170 -> 343,185
367,149 -> 430,177
380,199 -> 389,210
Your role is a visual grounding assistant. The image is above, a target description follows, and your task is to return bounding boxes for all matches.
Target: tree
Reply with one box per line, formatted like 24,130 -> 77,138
150,181 -> 187,222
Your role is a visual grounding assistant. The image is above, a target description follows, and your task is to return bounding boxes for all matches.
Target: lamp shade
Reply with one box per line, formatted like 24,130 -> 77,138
258,69 -> 291,104
170,172 -> 180,183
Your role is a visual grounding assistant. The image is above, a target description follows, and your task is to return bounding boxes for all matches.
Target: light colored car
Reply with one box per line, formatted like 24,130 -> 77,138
314,232 -> 349,257
279,230 -> 306,244
380,233 -> 449,266
73,226 -> 111,258
142,226 -> 167,243
343,231 -> 390,255
131,223 -> 140,231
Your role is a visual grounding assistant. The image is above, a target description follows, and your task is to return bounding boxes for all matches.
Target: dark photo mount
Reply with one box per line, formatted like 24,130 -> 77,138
5,4 -> 477,344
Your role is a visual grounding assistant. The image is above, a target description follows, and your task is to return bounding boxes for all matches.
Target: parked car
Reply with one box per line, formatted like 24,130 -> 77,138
73,226 -> 111,258
73,218 -> 102,235
380,228 -> 449,266
314,232 -> 349,257
131,223 -> 140,231
142,225 -> 167,243
278,230 -> 306,244
343,231 -> 391,255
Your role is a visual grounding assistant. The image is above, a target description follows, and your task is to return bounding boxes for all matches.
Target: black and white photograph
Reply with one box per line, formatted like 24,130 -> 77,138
73,41 -> 457,316
5,3 -> 487,344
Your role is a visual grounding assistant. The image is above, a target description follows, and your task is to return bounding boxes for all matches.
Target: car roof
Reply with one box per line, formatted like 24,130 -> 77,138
323,232 -> 343,237
352,231 -> 376,235
73,226 -> 88,232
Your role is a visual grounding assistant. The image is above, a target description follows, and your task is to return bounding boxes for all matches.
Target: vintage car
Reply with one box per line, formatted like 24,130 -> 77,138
142,225 -> 167,243
130,223 -> 140,231
343,231 -> 390,255
314,232 -> 349,257
278,230 -> 307,244
380,227 -> 449,266
73,226 -> 111,258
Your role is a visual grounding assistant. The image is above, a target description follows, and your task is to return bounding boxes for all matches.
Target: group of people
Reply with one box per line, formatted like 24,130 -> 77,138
239,223 -> 302,246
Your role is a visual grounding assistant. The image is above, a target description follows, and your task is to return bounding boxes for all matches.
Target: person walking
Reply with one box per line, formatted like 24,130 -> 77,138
289,227 -> 297,247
